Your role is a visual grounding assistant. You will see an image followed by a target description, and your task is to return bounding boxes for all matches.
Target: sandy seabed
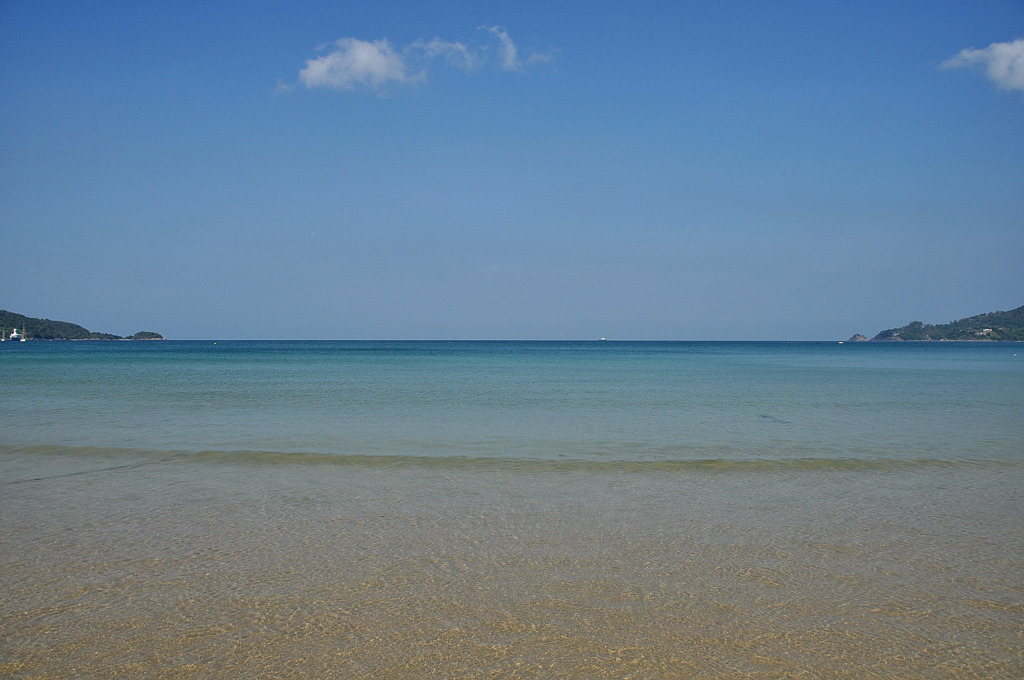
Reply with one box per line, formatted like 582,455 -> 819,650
2,450 -> 1023,679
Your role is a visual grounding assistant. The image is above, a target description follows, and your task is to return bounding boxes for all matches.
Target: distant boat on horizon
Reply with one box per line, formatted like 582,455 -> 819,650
7,327 -> 26,342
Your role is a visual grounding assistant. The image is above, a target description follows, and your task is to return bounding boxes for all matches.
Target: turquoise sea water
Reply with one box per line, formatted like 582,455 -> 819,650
2,341 -> 1023,678
3,340 -> 1021,464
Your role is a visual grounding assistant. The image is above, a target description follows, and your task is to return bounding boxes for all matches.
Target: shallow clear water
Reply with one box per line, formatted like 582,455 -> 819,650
2,341 -> 1022,677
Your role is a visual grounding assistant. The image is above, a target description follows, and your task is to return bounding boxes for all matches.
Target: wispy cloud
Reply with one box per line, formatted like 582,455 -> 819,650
483,26 -> 554,72
486,26 -> 521,72
941,38 -> 1024,92
409,38 -> 481,72
295,27 -> 552,93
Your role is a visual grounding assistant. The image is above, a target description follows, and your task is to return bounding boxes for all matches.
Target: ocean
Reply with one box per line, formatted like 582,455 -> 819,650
1,340 -> 1022,678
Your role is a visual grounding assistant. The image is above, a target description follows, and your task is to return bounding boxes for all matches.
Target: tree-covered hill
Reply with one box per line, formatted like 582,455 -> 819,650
0,310 -> 163,340
872,305 -> 1024,342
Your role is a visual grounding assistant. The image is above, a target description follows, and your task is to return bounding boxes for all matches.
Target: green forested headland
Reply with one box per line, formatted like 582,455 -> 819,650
872,304 -> 1024,341
0,310 -> 164,340
5,305 -> 1022,342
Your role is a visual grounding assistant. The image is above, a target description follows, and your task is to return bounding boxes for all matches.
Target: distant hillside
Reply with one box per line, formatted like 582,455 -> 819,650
0,310 -> 164,340
872,305 -> 1024,342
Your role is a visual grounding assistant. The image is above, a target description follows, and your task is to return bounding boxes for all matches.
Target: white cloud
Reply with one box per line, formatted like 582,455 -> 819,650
296,28 -> 552,93
941,38 -> 1024,92
299,38 -> 416,91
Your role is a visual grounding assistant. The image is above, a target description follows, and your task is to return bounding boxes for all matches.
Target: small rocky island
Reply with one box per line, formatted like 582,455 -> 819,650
852,304 -> 1024,342
0,309 -> 164,341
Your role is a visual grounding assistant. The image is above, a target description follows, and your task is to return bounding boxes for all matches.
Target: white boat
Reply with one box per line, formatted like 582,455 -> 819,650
8,327 -> 25,342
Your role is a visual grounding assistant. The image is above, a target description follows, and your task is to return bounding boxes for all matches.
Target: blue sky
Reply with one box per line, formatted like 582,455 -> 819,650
1,1 -> 1022,339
